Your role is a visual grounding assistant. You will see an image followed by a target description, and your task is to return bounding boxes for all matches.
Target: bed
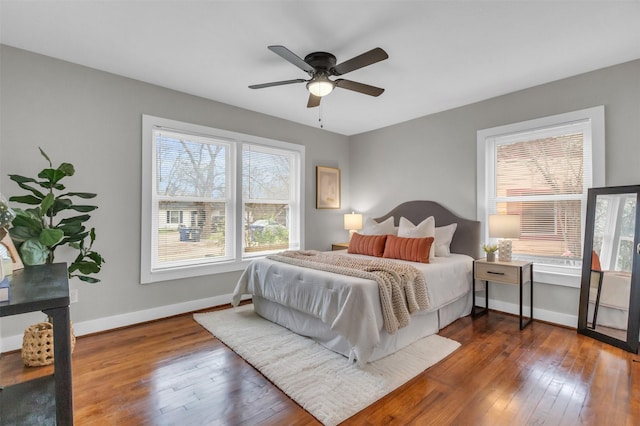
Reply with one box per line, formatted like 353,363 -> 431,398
232,200 -> 481,364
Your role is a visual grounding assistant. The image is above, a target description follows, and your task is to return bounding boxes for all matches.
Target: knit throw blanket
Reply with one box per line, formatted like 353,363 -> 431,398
267,250 -> 431,334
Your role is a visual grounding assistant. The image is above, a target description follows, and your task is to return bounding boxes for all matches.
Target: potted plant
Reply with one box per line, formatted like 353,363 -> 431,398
7,148 -> 105,282
7,148 -> 106,366
483,244 -> 498,262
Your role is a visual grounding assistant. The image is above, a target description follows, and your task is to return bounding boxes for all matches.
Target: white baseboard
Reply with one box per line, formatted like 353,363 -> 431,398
2,294 -> 576,354
475,296 -> 577,328
0,293 -> 251,353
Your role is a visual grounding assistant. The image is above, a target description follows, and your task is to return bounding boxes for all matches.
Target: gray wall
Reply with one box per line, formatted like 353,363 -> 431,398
0,45 -> 350,340
350,59 -> 640,320
2,43 -> 639,344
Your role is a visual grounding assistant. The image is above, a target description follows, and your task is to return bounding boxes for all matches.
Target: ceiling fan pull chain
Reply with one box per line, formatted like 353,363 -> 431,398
319,103 -> 324,129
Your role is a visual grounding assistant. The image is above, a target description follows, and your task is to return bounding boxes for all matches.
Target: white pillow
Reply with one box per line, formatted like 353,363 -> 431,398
361,216 -> 395,235
398,216 -> 436,259
434,223 -> 457,257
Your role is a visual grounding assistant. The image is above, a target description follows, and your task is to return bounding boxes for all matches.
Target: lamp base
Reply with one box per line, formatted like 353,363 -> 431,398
348,229 -> 357,240
498,239 -> 513,262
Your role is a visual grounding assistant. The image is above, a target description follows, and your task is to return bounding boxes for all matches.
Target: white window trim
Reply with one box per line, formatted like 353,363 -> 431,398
477,106 -> 605,288
141,115 -> 305,284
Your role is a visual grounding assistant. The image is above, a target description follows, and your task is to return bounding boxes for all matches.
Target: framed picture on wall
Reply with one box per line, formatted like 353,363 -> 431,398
316,166 -> 340,209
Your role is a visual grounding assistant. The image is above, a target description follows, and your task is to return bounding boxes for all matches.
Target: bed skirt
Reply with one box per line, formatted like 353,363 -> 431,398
252,291 -> 472,362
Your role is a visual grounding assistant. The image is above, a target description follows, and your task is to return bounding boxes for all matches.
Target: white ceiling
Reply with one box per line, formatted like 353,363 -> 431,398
1,1 -> 639,135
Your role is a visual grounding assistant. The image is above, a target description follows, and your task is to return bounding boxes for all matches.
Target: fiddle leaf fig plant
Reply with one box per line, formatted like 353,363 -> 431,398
8,148 -> 105,283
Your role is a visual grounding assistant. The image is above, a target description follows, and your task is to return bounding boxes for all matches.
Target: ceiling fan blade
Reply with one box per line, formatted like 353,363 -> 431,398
307,94 -> 321,108
334,79 -> 385,97
268,45 -> 316,74
331,47 -> 388,76
249,79 -> 307,89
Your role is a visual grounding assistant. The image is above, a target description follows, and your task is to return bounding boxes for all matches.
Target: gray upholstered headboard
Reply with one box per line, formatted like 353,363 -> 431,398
374,200 -> 481,259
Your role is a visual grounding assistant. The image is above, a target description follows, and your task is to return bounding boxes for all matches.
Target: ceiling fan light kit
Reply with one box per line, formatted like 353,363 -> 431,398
249,45 -> 388,108
307,74 -> 334,97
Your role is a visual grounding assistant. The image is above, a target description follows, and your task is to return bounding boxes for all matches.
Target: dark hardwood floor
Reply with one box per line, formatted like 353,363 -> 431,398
2,305 -> 639,425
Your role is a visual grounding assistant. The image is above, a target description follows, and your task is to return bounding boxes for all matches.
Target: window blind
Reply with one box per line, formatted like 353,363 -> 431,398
152,129 -> 232,270
488,121 -> 592,262
242,144 -> 298,254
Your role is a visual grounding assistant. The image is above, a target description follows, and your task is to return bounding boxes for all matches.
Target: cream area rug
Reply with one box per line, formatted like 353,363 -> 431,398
194,305 -> 460,426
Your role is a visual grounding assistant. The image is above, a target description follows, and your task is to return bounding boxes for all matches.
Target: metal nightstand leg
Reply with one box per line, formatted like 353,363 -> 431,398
472,260 -> 489,317
519,264 -> 533,329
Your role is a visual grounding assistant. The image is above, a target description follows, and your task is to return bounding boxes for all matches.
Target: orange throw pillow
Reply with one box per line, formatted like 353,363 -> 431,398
348,233 -> 387,257
382,235 -> 434,263
591,250 -> 602,271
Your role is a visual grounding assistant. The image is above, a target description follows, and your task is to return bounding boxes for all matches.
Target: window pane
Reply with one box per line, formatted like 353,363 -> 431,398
616,197 -> 637,272
593,196 -> 610,257
155,201 -> 227,266
243,145 -> 291,200
155,130 -> 227,198
498,200 -> 582,260
242,144 -> 297,255
244,203 -> 291,253
620,197 -> 636,237
496,133 -> 583,198
494,130 -> 585,263
616,239 -> 634,272
166,211 -> 181,224
521,203 -> 556,235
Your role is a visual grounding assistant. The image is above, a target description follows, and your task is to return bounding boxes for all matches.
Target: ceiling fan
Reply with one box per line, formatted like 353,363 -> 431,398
249,45 -> 389,108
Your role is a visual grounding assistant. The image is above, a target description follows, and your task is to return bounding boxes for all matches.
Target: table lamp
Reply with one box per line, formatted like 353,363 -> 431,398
343,212 -> 363,240
489,214 -> 521,262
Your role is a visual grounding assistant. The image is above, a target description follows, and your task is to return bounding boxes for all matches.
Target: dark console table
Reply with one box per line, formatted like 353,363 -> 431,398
0,263 -> 73,425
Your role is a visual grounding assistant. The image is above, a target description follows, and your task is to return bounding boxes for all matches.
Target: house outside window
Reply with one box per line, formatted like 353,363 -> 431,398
141,115 -> 304,283
477,106 -> 605,286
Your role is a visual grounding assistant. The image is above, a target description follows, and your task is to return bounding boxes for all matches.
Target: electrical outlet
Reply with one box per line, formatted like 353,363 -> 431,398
70,289 -> 79,304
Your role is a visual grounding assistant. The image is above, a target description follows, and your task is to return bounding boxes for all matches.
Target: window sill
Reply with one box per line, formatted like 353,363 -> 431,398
533,265 -> 581,288
142,259 -> 252,284
141,245 -> 300,284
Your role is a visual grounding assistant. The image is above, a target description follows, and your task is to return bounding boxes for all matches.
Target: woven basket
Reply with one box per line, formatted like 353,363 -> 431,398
21,322 -> 76,367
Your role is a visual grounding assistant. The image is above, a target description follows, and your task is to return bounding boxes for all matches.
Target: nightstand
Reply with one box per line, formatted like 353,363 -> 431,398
472,258 -> 534,329
331,242 -> 349,251
1,264 -> 73,425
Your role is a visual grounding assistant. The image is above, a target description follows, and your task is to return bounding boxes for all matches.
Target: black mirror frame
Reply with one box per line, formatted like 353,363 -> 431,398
577,185 -> 640,353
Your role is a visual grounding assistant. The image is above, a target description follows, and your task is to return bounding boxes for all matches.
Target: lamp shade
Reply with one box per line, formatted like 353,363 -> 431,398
344,212 -> 363,231
488,214 -> 521,239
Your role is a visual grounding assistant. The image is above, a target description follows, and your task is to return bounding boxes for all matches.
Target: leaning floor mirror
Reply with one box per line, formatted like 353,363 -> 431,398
578,185 -> 640,353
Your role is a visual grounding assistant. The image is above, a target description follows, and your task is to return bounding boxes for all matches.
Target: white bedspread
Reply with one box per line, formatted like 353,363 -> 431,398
232,252 -> 472,363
